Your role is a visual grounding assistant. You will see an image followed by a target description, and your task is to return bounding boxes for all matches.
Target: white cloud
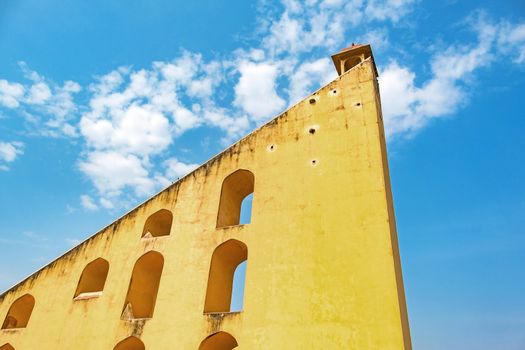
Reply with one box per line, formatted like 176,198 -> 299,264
155,157 -> 200,188
20,62 -> 82,135
431,44 -> 492,81
234,61 -> 286,121
202,107 -> 251,143
380,59 -> 467,138
496,22 -> 525,63
415,77 -> 463,118
163,158 -> 199,180
379,13 -> 525,139
78,151 -> 155,198
19,61 -> 42,81
81,104 -> 172,156
80,195 -> 98,211
0,80 -> 25,108
288,58 -> 336,104
172,106 -> 201,134
81,52 -> 223,148
261,0 -> 415,58
0,0 -> 423,206
264,12 -> 305,55
263,7 -> 345,56
379,61 -> 465,137
99,197 -> 114,209
28,82 -> 52,104
365,0 -> 416,22
0,141 -> 24,170
0,141 -> 24,163
379,63 -> 417,125
1,2 -> 523,210
154,52 -> 199,84
43,81 -> 81,122
0,63 -> 81,137
76,53 -> 233,204
359,29 -> 390,51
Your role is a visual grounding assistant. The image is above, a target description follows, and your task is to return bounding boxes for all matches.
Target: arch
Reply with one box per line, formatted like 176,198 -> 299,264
199,331 -> 238,350
122,251 -> 164,319
239,193 -> 253,225
74,257 -> 109,299
216,169 -> 255,228
0,344 -> 15,350
230,261 -> 247,312
204,239 -> 247,313
1,294 -> 35,329
342,56 -> 362,73
142,209 -> 173,238
113,336 -> 145,350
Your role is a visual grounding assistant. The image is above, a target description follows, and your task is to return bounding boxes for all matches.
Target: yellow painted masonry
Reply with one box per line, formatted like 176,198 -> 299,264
0,48 -> 412,349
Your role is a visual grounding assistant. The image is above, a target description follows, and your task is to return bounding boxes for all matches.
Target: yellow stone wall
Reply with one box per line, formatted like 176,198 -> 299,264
0,58 -> 411,349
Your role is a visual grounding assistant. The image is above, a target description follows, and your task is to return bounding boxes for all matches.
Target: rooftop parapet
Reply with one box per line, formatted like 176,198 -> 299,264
331,43 -> 378,77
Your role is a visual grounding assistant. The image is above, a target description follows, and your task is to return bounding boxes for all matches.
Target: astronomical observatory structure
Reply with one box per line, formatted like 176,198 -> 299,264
0,45 -> 411,349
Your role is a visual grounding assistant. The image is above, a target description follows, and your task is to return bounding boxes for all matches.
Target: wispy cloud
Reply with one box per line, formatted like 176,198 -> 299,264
0,0 -> 422,207
0,1 -> 523,209
379,11 -> 525,139
365,0 -> 416,22
0,141 -> 24,171
80,194 -> 98,211
0,62 -> 81,138
76,52 -> 240,208
234,61 -> 286,120
0,79 -> 25,108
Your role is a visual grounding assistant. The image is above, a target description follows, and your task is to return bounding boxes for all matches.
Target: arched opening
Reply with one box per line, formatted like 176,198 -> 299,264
199,331 -> 238,350
230,261 -> 247,312
216,169 -> 254,228
122,251 -> 164,320
343,56 -> 362,73
0,343 -> 14,350
1,294 -> 35,329
74,257 -> 109,299
113,336 -> 145,350
204,239 -> 247,313
239,193 -> 253,225
142,209 -> 173,238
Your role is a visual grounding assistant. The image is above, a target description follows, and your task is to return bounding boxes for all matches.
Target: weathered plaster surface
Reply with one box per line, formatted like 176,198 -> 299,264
0,59 -> 411,349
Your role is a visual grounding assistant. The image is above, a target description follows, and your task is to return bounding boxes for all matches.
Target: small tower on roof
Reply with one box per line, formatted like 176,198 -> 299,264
331,43 -> 378,77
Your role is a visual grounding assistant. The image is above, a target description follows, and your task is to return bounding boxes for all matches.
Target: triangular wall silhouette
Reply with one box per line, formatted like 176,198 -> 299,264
0,47 -> 411,349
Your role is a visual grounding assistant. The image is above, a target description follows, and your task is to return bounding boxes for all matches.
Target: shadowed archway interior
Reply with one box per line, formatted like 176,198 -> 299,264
199,331 -> 238,350
1,294 -> 35,329
204,239 -> 247,313
216,169 -> 254,228
122,251 -> 164,319
113,336 -> 145,350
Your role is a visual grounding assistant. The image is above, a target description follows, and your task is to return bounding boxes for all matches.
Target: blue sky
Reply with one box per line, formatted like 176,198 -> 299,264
0,0 -> 524,348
